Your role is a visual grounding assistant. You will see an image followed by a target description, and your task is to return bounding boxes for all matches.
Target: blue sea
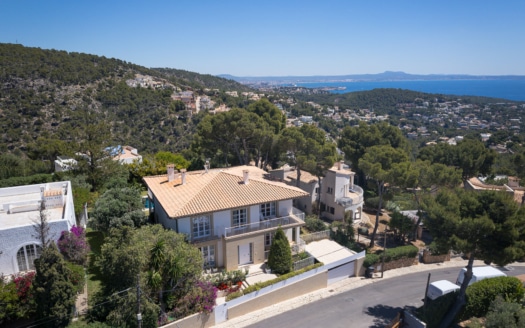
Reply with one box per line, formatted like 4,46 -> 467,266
291,80 -> 525,101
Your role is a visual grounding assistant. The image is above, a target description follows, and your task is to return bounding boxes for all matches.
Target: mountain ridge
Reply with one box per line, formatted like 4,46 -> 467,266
219,71 -> 525,84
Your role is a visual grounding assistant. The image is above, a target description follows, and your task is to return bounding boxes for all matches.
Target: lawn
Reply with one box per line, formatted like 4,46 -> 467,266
86,230 -> 105,303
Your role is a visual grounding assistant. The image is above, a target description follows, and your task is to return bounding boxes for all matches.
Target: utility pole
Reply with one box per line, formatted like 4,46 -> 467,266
137,274 -> 142,328
381,229 -> 387,278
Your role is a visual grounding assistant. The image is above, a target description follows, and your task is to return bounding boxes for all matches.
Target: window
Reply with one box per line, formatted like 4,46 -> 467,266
315,187 -> 319,194
265,232 -> 275,247
329,206 -> 335,214
193,215 -> 211,238
17,244 -> 42,272
327,187 -> 334,194
233,208 -> 247,227
260,202 -> 276,219
199,245 -> 215,268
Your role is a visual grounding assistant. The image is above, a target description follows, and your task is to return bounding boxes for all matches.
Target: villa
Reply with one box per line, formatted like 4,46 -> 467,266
0,181 -> 76,276
270,161 -> 364,222
143,165 -> 309,271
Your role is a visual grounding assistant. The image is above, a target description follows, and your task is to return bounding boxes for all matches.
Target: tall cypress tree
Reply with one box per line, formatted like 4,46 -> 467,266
267,226 -> 292,274
33,243 -> 76,328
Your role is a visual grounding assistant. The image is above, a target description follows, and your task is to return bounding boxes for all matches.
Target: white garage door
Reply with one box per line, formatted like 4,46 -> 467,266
327,261 -> 355,285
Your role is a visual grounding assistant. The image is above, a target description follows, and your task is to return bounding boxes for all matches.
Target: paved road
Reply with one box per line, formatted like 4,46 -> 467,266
243,265 -> 525,328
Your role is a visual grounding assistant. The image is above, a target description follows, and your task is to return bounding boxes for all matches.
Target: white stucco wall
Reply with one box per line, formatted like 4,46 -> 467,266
249,205 -> 259,223
213,210 -> 230,237
0,220 -> 71,276
278,199 -> 293,216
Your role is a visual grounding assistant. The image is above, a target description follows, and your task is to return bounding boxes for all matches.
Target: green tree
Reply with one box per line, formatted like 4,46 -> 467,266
390,159 -> 461,240
93,225 -> 203,325
267,227 -> 292,274
423,189 -> 525,328
388,211 -> 415,243
90,187 -> 145,232
359,145 -> 409,247
33,243 -> 76,328
339,121 -> 408,181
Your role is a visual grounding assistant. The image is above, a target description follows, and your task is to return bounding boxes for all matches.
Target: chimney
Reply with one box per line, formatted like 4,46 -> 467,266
338,160 -> 344,170
243,169 -> 249,185
167,164 -> 176,182
204,159 -> 210,173
180,169 -> 187,185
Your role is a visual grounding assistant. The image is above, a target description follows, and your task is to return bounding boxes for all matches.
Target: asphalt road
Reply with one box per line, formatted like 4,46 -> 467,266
246,265 -> 525,328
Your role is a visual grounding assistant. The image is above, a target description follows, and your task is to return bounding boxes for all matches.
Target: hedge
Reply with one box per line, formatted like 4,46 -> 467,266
363,245 -> 418,267
460,276 -> 525,320
226,262 -> 324,301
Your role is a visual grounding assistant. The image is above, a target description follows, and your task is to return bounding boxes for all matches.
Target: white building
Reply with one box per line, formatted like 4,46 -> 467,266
143,165 -> 309,271
112,145 -> 143,164
54,156 -> 78,172
0,181 -> 77,276
270,161 -> 364,222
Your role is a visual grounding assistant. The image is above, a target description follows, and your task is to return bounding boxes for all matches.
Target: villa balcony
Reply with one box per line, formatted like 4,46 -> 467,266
336,185 -> 364,208
224,208 -> 305,239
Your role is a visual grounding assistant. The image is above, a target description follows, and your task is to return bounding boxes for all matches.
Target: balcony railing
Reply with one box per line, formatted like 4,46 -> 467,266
225,209 -> 305,238
336,184 -> 364,207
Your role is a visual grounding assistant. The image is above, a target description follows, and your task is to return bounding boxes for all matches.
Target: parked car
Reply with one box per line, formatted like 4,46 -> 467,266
456,266 -> 506,286
426,280 -> 460,300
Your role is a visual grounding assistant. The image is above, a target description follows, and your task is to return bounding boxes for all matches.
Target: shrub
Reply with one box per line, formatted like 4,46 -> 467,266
304,215 -> 326,232
267,227 -> 292,274
461,276 -> 525,320
485,295 -> 525,328
65,262 -> 86,294
58,225 -> 90,265
172,281 -> 217,318
363,245 -> 418,268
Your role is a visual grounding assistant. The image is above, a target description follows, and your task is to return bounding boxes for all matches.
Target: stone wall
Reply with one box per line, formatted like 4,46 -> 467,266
373,257 -> 419,272
421,250 -> 450,264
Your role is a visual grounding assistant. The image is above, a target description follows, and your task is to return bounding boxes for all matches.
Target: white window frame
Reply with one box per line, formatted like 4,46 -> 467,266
260,202 -> 276,219
233,208 -> 248,227
192,215 -> 211,238
199,245 -> 215,268
17,244 -> 42,272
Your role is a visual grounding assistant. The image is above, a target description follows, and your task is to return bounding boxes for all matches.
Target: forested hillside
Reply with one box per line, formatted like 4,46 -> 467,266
0,43 -> 251,158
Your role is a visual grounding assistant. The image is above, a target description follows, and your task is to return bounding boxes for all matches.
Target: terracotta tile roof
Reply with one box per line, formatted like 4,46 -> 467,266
286,170 -> 317,184
143,166 -> 309,218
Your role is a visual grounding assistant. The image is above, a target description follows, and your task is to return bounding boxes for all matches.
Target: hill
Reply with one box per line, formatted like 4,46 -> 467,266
0,43 -> 252,158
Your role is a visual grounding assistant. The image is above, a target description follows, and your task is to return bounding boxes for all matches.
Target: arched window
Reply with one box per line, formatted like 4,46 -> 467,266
16,244 -> 42,272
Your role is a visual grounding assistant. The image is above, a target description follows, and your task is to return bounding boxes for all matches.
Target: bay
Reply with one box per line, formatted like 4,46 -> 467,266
291,80 -> 525,101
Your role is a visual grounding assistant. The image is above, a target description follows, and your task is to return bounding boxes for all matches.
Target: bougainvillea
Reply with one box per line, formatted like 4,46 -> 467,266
172,281 -> 217,318
57,225 -> 90,265
13,271 -> 35,304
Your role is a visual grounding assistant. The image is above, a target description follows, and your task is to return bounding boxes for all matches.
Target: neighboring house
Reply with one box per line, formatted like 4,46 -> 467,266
54,156 -> 78,172
0,181 -> 76,276
143,165 -> 309,271
270,161 -> 364,222
113,145 -> 143,164
465,176 -> 525,205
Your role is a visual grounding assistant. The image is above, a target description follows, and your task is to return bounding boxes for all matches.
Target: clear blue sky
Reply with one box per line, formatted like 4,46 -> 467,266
1,1 -> 524,77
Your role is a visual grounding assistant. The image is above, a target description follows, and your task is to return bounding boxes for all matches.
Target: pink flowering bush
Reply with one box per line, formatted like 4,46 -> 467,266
57,225 -> 90,265
171,281 -> 217,319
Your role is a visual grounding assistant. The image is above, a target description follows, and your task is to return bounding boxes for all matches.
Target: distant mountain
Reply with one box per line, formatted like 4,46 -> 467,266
218,71 -> 525,84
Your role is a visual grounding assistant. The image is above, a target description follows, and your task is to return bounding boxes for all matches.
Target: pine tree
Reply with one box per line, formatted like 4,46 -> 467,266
33,243 -> 76,328
267,227 -> 292,274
